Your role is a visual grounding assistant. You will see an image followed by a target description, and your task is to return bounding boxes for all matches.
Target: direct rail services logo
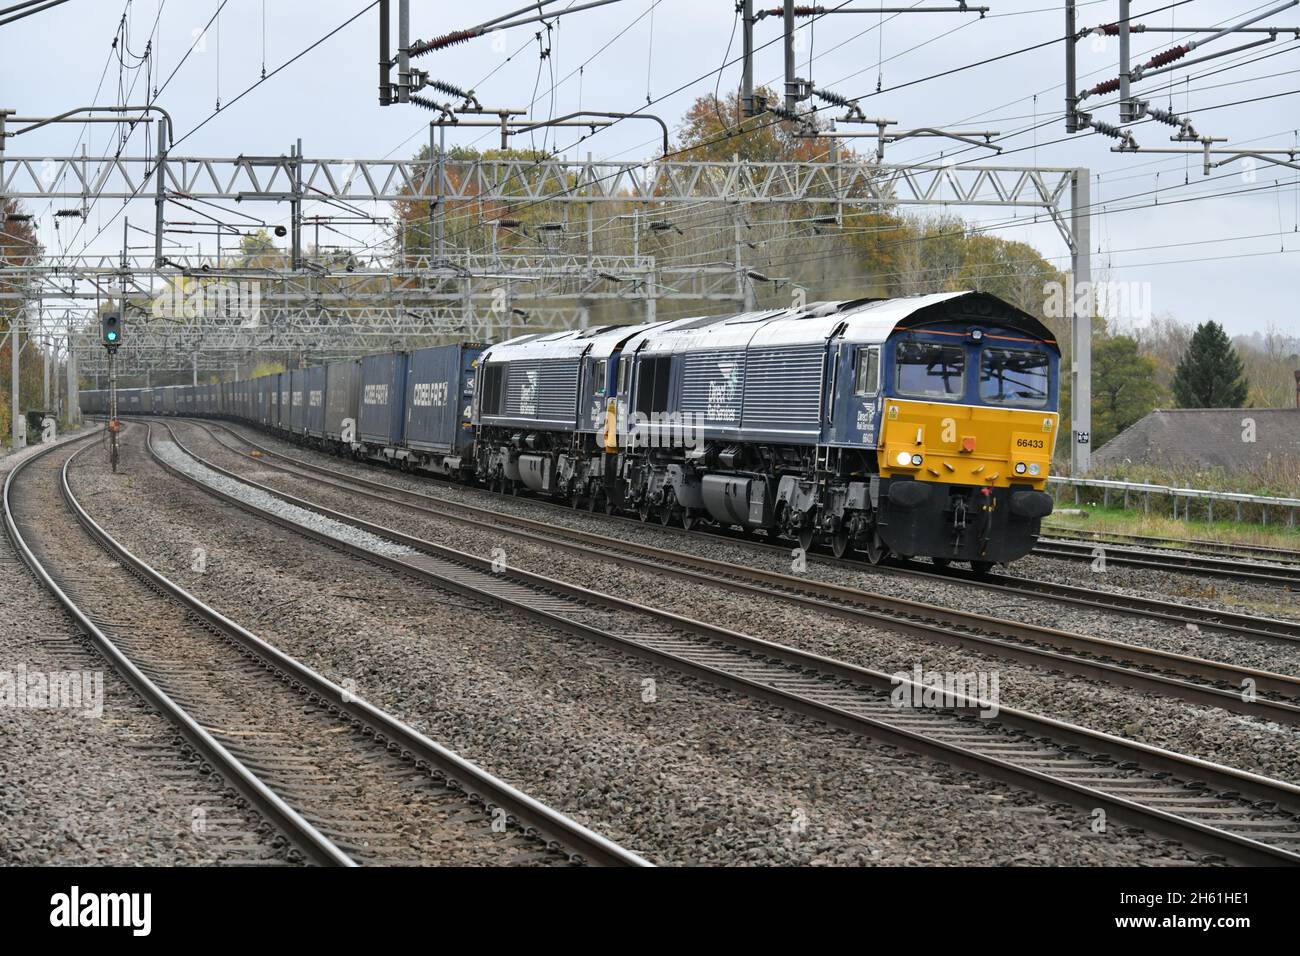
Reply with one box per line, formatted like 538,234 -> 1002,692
49,887 -> 151,937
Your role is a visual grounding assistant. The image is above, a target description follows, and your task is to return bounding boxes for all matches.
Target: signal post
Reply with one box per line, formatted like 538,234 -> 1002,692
101,311 -> 122,472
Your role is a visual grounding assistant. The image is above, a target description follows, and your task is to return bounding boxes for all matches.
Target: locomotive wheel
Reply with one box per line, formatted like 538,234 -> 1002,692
588,490 -> 602,513
797,524 -> 815,553
830,526 -> 851,559
638,499 -> 651,522
932,557 -> 951,569
659,490 -> 677,527
681,509 -> 697,531
570,489 -> 583,509
863,534 -> 888,566
970,560 -> 995,574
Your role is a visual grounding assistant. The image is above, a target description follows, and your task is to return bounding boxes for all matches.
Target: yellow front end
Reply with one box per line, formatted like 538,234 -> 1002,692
878,399 -> 1057,489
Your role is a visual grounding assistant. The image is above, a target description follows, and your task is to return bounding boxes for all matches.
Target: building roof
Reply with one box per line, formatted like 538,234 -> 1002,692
1092,407 -> 1300,471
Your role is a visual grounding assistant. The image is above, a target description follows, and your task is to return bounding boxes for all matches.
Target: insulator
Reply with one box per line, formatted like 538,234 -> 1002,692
410,28 -> 479,57
1146,106 -> 1182,128
766,104 -> 804,123
1145,43 -> 1190,69
812,86 -> 855,109
762,5 -> 819,16
427,77 -> 473,101
1087,118 -> 1127,140
1089,77 -> 1121,96
410,94 -> 454,116
1095,22 -> 1143,35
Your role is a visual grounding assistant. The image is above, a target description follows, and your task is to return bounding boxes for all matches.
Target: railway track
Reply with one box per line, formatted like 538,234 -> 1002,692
155,420 -> 1300,865
199,419 -> 1300,646
1041,525 -> 1300,566
1032,537 -> 1300,588
182,419 -> 1300,726
3,429 -> 645,868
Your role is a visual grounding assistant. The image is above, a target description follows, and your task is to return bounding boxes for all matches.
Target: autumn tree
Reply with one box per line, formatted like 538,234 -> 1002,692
392,143 -> 557,263
674,87 -> 835,163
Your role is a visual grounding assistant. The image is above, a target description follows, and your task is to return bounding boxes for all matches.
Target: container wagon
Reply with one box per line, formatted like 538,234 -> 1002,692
324,359 -> 361,451
304,364 -> 327,439
357,352 -> 408,458
402,343 -> 483,475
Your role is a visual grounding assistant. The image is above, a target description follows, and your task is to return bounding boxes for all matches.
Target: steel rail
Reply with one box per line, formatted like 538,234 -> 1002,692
1032,538 -> 1300,587
200,419 -> 1300,646
1041,526 -> 1300,567
185,420 -> 1300,726
152,422 -> 1300,866
2,432 -> 355,867
106,423 -> 648,868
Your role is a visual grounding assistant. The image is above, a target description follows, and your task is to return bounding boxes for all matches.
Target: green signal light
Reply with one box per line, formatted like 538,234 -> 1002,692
106,330 -> 118,341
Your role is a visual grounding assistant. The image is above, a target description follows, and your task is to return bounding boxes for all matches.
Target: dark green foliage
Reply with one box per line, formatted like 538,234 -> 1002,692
1172,320 -> 1249,408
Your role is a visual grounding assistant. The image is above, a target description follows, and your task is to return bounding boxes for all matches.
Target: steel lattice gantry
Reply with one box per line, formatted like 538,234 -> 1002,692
2,153 -> 1077,206
0,153 -> 1092,469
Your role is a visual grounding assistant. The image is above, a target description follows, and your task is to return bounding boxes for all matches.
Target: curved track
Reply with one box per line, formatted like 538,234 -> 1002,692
186,419 -> 1300,726
4,429 -> 646,868
200,419 -> 1300,645
155,419 -> 1300,865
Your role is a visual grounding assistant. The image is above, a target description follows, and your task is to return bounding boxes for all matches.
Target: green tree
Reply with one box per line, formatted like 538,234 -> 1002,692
1171,320 -> 1248,408
1092,333 -> 1162,447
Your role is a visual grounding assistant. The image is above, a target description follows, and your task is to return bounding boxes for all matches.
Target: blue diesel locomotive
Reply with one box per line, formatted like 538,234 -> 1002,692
82,290 -> 1059,568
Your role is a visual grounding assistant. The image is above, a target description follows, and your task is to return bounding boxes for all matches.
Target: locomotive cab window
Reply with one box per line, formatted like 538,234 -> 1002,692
854,346 -> 880,395
894,341 -> 965,399
592,359 -> 608,397
980,348 -> 1049,408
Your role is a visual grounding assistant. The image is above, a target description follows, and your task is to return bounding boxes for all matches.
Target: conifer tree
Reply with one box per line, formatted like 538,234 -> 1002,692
1171,320 -> 1249,408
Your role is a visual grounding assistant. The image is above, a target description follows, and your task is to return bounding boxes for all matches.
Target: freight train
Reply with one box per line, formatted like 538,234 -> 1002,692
81,290 -> 1060,569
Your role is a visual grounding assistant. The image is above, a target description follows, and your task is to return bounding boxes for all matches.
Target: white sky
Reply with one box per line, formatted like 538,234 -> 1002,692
4,0 -> 1298,335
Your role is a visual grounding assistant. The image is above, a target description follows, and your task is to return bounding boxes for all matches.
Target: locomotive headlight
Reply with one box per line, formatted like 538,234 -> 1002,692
896,451 -> 912,467
910,454 -> 924,466
1014,462 -> 1027,475
1028,463 -> 1041,477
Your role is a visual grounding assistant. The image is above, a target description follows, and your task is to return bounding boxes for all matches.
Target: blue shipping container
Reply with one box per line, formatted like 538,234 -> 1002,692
404,345 -> 482,454
305,365 -> 327,437
289,368 -> 306,433
358,352 -> 408,445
